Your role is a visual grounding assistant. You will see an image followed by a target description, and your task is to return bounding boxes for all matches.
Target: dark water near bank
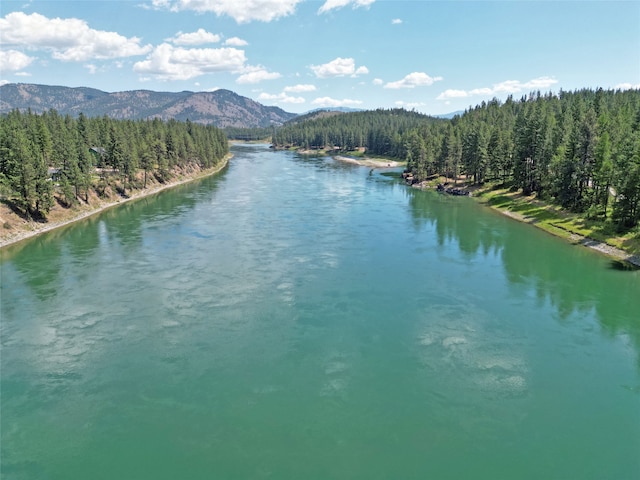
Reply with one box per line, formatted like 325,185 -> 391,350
2,144 -> 639,479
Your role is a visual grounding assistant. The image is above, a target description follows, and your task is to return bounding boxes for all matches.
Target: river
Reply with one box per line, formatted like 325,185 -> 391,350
2,144 -> 639,479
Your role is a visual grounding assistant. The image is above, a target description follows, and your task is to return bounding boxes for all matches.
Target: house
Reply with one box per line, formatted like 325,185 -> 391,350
89,147 -> 106,165
47,167 -> 61,181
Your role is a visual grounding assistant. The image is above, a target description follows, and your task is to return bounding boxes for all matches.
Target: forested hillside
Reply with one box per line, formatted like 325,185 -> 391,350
272,109 -> 443,157
274,89 -> 640,230
0,110 -> 228,219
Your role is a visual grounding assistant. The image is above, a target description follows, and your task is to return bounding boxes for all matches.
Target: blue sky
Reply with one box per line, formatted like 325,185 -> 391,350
1,0 -> 638,115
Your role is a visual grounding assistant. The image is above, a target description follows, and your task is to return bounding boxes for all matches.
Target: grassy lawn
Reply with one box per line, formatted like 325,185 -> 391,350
474,184 -> 640,256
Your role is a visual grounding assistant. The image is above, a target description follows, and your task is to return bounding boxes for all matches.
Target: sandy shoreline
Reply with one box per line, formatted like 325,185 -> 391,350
332,155 -> 403,168
0,156 -> 230,250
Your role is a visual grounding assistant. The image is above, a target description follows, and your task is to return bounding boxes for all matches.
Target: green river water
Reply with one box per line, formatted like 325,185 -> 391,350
1,144 -> 639,479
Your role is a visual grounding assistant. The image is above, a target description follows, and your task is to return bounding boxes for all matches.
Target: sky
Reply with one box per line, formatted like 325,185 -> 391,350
1,0 -> 639,116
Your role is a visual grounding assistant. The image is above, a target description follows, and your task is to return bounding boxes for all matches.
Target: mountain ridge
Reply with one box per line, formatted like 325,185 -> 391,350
0,83 -> 297,128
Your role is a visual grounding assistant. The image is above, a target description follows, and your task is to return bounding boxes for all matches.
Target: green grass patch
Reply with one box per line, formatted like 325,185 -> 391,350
473,183 -> 640,257
345,149 -> 365,157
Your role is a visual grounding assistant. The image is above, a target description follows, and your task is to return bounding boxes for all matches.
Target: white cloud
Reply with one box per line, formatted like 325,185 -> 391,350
318,0 -> 375,14
436,89 -> 469,100
168,28 -> 221,45
520,76 -> 558,90
236,66 -> 281,84
0,80 -> 10,86
392,18 -> 402,24
491,80 -> 522,93
225,37 -> 248,47
153,0 -> 302,23
384,72 -> 443,89
0,12 -> 152,62
614,82 -> 640,90
133,43 -> 246,81
311,96 -> 363,107
469,87 -> 493,96
436,76 -> 558,100
0,49 -> 34,71
372,78 -> 384,85
258,92 -> 305,104
284,84 -> 316,93
15,71 -> 32,77
310,57 -> 368,78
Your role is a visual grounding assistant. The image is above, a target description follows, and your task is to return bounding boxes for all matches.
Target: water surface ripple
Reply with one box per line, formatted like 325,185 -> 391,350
2,144 -> 639,479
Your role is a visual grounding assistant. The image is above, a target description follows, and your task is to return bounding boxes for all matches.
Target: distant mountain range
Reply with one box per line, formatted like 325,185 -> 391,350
0,83 -> 297,128
304,107 -> 364,114
434,110 -> 465,119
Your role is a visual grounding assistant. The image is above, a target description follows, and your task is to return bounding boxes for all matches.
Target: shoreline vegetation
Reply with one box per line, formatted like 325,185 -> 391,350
1,109 -> 230,251
0,155 -> 230,250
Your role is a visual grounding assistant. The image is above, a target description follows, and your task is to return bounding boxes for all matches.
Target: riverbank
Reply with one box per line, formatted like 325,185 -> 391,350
493,202 -> 640,267
471,184 -> 640,267
0,155 -> 231,250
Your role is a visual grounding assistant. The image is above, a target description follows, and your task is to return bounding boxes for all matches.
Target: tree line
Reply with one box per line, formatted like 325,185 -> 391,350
273,89 -> 640,230
272,108 -> 443,157
406,88 -> 640,229
0,110 -> 228,219
223,126 -> 272,141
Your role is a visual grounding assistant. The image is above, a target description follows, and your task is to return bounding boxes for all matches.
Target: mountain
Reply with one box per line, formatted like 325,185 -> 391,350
303,107 -> 364,114
434,110 -> 465,119
0,83 -> 297,128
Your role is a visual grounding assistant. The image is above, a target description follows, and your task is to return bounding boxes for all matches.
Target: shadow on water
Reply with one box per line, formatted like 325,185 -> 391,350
408,188 -> 505,258
379,171 -> 403,179
407,187 -> 640,365
2,239 -> 64,302
2,165 -> 228,302
609,259 -> 640,271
